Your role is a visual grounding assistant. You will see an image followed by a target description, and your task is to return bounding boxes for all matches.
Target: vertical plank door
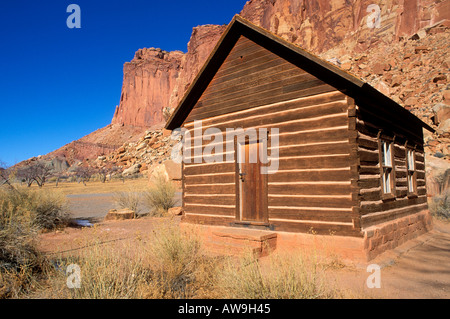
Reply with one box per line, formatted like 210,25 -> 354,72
238,141 -> 268,223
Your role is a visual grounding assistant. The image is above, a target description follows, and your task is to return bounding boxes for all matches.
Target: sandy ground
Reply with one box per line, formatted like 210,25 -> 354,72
37,212 -> 450,299
324,219 -> 450,298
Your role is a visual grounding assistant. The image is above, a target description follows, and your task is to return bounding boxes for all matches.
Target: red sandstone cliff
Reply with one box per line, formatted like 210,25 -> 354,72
111,48 -> 184,128
168,24 -> 227,110
111,25 -> 227,128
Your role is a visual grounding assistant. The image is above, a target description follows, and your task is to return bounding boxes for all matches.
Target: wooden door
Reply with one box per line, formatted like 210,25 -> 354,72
237,140 -> 268,223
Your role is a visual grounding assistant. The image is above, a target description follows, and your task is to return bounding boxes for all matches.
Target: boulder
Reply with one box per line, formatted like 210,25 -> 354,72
149,160 -> 181,182
433,103 -> 450,125
168,206 -> 183,216
425,155 -> 450,197
104,209 -> 135,221
136,142 -> 147,151
122,163 -> 141,176
163,160 -> 182,180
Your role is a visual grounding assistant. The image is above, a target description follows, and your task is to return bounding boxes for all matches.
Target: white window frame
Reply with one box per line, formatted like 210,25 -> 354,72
378,135 -> 396,200
405,145 -> 418,197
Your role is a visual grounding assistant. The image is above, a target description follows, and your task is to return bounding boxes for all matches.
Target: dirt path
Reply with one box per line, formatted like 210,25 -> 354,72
65,191 -> 182,222
325,219 -> 450,298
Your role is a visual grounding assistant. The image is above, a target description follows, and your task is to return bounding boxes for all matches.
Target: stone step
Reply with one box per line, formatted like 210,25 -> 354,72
205,227 -> 278,257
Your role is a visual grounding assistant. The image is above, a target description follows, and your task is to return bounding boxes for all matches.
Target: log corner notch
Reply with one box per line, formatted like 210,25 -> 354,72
347,96 -> 362,232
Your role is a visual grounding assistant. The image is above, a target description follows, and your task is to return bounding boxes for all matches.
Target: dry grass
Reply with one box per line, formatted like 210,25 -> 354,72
143,175 -> 176,217
215,249 -> 340,299
113,187 -> 142,214
429,190 -> 450,220
0,186 -> 68,298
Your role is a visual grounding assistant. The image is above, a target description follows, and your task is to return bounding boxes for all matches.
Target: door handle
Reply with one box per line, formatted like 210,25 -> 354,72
239,172 -> 246,181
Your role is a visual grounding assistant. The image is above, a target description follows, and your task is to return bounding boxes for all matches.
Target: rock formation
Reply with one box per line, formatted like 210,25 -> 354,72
111,48 -> 184,128
168,24 -> 227,110
240,0 -> 450,54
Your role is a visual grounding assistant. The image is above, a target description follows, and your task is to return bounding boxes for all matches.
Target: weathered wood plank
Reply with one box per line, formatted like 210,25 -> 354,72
269,169 -> 351,183
277,127 -> 350,146
185,91 -> 346,128
187,83 -> 336,122
360,203 -> 428,228
358,136 -> 379,150
268,207 -> 353,223
274,155 -> 351,171
184,162 -> 235,175
198,69 -> 313,107
268,195 -> 353,208
268,183 -> 351,196
186,103 -> 348,138
359,149 -> 379,163
358,178 -> 380,189
185,183 -> 235,195
185,173 -> 235,185
360,196 -> 427,214
184,204 -> 236,216
359,166 -> 381,175
277,142 -> 350,158
184,195 -> 236,206
360,188 -> 381,201
182,214 -> 235,226
186,110 -> 348,142
184,127 -> 350,159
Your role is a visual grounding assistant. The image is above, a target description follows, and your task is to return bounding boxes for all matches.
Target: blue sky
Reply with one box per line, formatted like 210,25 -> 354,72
0,0 -> 246,167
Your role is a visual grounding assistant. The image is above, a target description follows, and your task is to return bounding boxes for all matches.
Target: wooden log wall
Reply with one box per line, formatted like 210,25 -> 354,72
181,35 -> 361,236
352,100 -> 428,229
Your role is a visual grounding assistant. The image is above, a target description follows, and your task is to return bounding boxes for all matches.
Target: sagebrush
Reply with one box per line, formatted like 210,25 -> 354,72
0,186 -> 67,298
143,174 -> 176,216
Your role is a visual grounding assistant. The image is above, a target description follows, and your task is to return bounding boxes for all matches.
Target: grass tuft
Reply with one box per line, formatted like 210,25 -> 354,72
143,174 -> 176,217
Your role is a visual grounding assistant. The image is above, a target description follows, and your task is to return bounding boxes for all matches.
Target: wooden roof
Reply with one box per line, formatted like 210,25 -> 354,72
165,15 -> 433,133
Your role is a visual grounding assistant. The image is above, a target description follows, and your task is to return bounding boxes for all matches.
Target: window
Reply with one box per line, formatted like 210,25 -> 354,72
378,138 -> 396,199
406,147 -> 417,196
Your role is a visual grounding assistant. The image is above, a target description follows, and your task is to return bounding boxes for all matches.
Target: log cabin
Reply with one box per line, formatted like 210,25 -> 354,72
165,15 -> 434,261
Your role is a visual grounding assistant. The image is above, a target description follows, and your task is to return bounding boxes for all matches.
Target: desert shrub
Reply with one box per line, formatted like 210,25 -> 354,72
30,191 -> 69,230
0,187 -> 57,298
429,190 -> 450,220
0,187 -> 68,231
143,174 -> 175,216
144,222 -> 205,298
113,188 -> 141,214
216,250 -> 339,299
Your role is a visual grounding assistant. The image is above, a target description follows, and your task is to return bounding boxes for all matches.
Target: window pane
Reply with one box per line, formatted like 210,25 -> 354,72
382,141 -> 392,167
383,168 -> 391,193
407,150 -> 415,171
408,174 -> 414,192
